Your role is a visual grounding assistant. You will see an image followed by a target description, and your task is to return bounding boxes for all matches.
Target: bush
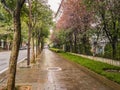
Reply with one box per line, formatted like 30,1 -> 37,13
50,48 -> 64,53
104,43 -> 113,59
79,43 -> 92,55
104,42 -> 120,60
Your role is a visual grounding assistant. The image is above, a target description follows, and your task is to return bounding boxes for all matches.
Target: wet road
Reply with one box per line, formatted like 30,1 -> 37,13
0,50 -> 27,74
36,49 -> 112,90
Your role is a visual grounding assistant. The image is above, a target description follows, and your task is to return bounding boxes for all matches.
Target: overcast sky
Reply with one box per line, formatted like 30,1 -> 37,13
48,0 -> 61,13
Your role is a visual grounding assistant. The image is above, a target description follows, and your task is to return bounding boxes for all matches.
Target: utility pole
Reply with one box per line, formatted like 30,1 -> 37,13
27,0 -> 32,66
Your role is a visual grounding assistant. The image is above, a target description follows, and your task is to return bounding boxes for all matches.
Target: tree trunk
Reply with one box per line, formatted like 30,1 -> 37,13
27,0 -> 32,66
74,32 -> 77,53
7,11 -> 21,90
36,37 -> 41,56
41,37 -> 44,50
69,33 -> 73,52
84,35 -> 87,54
31,37 -> 35,63
112,42 -> 116,59
27,23 -> 31,66
35,39 -> 38,58
82,34 -> 87,55
0,1 -> 25,89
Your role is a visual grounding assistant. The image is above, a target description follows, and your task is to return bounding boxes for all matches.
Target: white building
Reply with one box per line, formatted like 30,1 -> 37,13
89,33 -> 109,56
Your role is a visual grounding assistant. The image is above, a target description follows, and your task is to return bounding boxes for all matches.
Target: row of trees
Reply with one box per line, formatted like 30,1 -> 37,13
51,0 -> 120,59
0,0 -> 53,90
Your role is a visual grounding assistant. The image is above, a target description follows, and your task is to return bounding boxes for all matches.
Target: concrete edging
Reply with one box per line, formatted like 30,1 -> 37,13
56,53 -> 120,90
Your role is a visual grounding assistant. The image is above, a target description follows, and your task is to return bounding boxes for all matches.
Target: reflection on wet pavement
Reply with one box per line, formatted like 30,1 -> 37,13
36,49 -> 112,90
0,49 -> 114,90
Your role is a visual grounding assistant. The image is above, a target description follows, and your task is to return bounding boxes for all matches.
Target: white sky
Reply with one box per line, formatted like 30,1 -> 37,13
48,0 -> 61,13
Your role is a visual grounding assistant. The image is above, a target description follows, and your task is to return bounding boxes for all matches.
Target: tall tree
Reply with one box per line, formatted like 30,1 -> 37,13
55,0 -> 91,53
21,0 -> 53,61
84,0 -> 120,58
0,0 -> 25,90
27,0 -> 32,66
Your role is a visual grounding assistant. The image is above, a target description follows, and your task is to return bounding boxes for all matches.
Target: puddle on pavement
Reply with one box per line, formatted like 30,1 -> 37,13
47,67 -> 62,71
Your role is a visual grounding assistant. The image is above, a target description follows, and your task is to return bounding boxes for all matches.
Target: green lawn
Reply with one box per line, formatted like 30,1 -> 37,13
50,48 -> 120,84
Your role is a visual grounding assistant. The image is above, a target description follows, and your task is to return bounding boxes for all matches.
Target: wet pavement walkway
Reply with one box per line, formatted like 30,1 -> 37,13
0,49 -> 118,90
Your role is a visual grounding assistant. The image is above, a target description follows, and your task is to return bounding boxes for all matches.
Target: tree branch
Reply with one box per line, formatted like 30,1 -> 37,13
32,16 -> 37,30
1,0 -> 13,15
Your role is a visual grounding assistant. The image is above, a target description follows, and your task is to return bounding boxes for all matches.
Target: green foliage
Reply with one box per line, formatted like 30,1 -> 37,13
33,4 -> 53,42
50,48 -> 64,53
0,0 -> 53,48
104,43 -> 112,59
0,2 -> 12,23
79,43 -> 92,55
21,0 -> 53,44
104,43 -> 120,60
116,42 -> 120,60
57,30 -> 67,44
5,0 -> 16,10
52,29 -> 73,49
0,3 -> 13,40
84,0 -> 120,58
21,22 -> 28,42
82,0 -> 94,11
41,27 -> 49,38
59,52 -> 120,84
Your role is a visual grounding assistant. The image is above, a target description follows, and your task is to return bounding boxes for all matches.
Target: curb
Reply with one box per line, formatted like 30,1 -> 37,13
0,57 -> 27,85
0,57 -> 27,74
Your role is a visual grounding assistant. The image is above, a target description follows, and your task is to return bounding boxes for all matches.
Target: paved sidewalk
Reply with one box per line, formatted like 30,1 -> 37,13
71,53 -> 120,67
0,49 -> 119,90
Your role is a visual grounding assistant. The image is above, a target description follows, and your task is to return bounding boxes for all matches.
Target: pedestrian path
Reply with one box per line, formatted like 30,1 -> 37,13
0,49 -> 119,90
33,49 -> 114,90
71,53 -> 120,67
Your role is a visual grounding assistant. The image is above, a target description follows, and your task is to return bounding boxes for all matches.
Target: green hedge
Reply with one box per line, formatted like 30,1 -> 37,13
104,42 -> 120,60
50,48 -> 64,53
